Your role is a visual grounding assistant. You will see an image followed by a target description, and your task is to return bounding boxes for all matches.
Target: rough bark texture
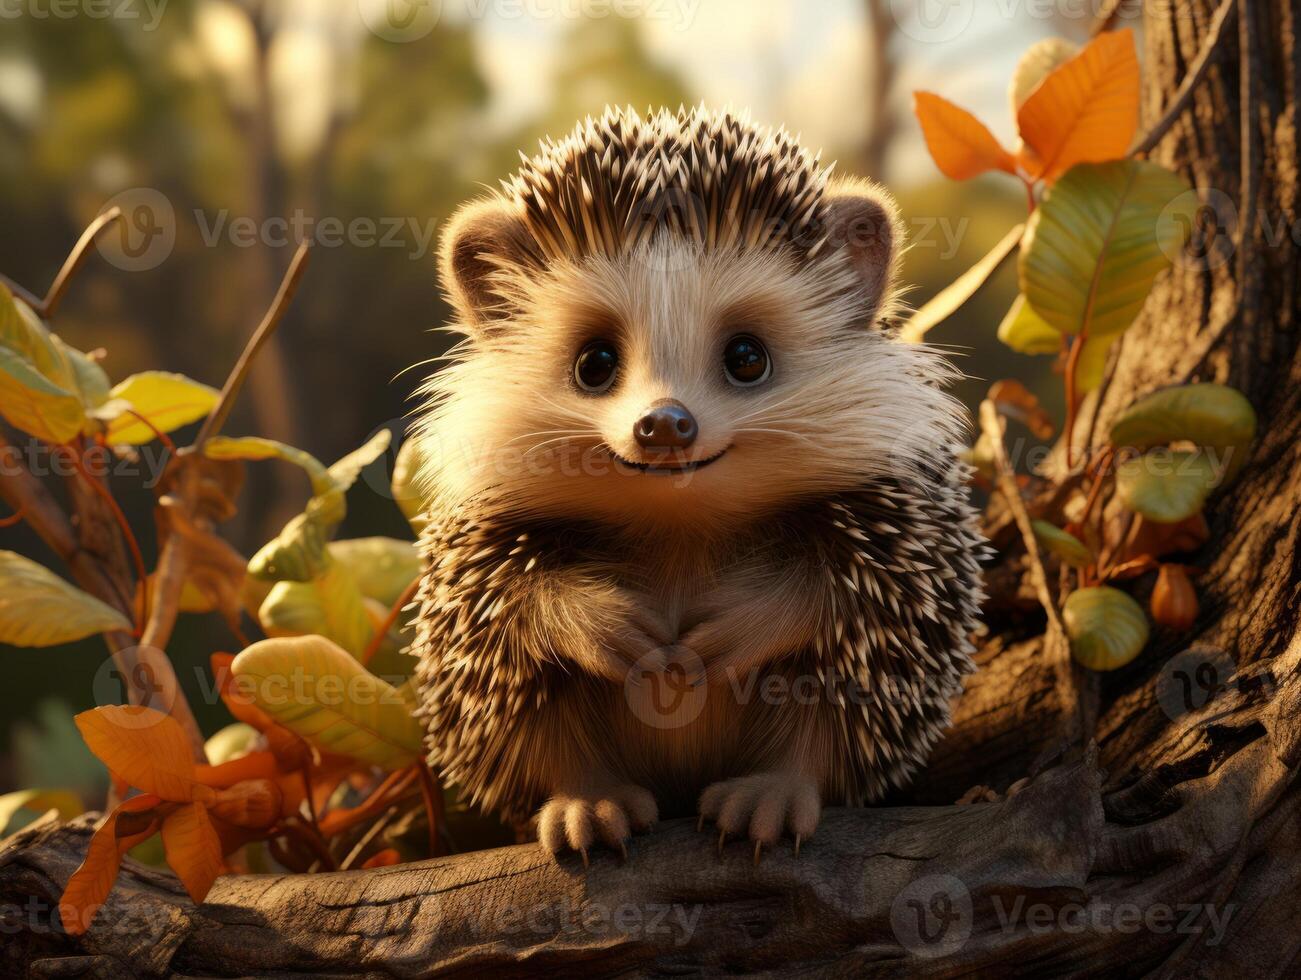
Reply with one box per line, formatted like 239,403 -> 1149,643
2,3 -> 1299,976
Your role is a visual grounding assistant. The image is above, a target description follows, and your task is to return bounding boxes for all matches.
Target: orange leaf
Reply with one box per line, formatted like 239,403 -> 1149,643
59,795 -> 164,936
914,91 -> 1018,181
362,848 -> 401,869
211,652 -> 312,770
194,751 -> 281,789
75,706 -> 196,802
161,802 -> 224,904
207,779 -> 283,830
1016,29 -> 1140,183
1152,564 -> 1199,631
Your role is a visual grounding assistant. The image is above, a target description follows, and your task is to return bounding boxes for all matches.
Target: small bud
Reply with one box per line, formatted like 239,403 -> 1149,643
1152,564 -> 1198,631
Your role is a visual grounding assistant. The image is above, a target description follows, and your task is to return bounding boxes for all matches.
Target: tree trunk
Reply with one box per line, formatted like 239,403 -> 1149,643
3,3 -> 1299,976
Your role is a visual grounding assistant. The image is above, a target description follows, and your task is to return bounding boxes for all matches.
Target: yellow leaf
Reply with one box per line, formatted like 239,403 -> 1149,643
74,706 -> 197,801
0,551 -> 132,646
231,635 -> 424,769
0,789 -> 83,835
160,802 -> 224,903
1016,29 -> 1140,183
914,91 -> 1018,181
106,371 -> 220,445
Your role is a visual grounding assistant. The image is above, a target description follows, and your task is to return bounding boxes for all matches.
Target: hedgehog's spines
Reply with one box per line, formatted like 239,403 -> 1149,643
500,105 -> 834,267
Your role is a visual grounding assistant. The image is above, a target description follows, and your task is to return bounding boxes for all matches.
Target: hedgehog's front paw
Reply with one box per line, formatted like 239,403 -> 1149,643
698,773 -> 821,862
536,784 -> 658,865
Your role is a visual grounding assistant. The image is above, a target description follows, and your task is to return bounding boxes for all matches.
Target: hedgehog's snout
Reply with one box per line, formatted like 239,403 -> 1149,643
634,399 -> 698,452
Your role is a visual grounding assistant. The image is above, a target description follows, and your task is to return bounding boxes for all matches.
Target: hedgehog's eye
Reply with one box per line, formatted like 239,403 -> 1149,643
574,340 -> 619,393
723,334 -> 771,387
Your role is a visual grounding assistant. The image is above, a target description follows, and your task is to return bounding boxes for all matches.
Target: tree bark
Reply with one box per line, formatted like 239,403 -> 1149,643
3,3 -> 1299,976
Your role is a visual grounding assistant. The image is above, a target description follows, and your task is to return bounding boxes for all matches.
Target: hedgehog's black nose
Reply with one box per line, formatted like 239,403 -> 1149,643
634,399 -> 698,451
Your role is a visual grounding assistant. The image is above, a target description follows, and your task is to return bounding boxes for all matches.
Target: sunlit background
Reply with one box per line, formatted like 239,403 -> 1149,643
0,0 -> 1117,798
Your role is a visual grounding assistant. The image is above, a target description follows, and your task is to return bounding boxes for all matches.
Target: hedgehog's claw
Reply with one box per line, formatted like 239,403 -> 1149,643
697,772 -> 822,857
536,784 -> 658,865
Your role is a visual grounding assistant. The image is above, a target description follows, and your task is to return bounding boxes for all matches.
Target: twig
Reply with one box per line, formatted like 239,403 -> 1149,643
980,401 -> 1085,747
1129,0 -> 1239,156
0,208 -> 125,318
195,240 -> 311,449
897,223 -> 1024,344
1063,334 -> 1086,467
360,577 -> 421,667
121,410 -> 176,454
417,763 -> 445,858
1081,334 -> 1124,456
1089,0 -> 1124,36
0,505 -> 23,529
61,445 -> 148,632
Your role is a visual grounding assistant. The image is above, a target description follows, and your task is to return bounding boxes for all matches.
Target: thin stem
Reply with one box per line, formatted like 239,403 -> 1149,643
62,445 -> 148,632
1129,0 -> 1238,156
1023,178 -> 1037,215
0,505 -> 23,529
195,240 -> 311,449
417,763 -> 444,858
121,409 -> 176,454
2,208 -> 126,318
360,577 -> 421,667
1063,335 -> 1086,468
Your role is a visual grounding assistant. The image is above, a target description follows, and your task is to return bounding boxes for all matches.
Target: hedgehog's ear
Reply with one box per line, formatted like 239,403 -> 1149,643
439,197 -> 533,334
821,179 -> 904,328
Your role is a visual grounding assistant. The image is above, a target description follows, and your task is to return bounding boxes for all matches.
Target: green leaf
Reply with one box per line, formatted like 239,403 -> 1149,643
0,788 -> 84,835
1108,383 -> 1257,454
0,347 -> 85,444
329,537 -> 420,607
0,284 -> 72,388
230,635 -> 424,769
1031,520 -> 1092,567
203,436 -> 329,493
249,511 -> 333,582
52,338 -> 112,413
258,563 -> 372,659
1064,586 -> 1150,671
203,723 -> 260,765
1076,334 -> 1115,394
1021,160 -> 1194,338
327,430 -> 392,494
997,294 -> 1061,354
0,551 -> 132,646
1114,450 -> 1223,523
899,223 -> 1025,344
106,372 -> 220,445
392,436 -> 431,535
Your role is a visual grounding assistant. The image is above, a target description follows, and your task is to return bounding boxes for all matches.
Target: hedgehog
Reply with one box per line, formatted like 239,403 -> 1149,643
410,105 -> 986,862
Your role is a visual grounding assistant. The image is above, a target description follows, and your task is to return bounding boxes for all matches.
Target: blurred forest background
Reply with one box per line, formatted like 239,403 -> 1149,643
0,0 -> 1108,801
